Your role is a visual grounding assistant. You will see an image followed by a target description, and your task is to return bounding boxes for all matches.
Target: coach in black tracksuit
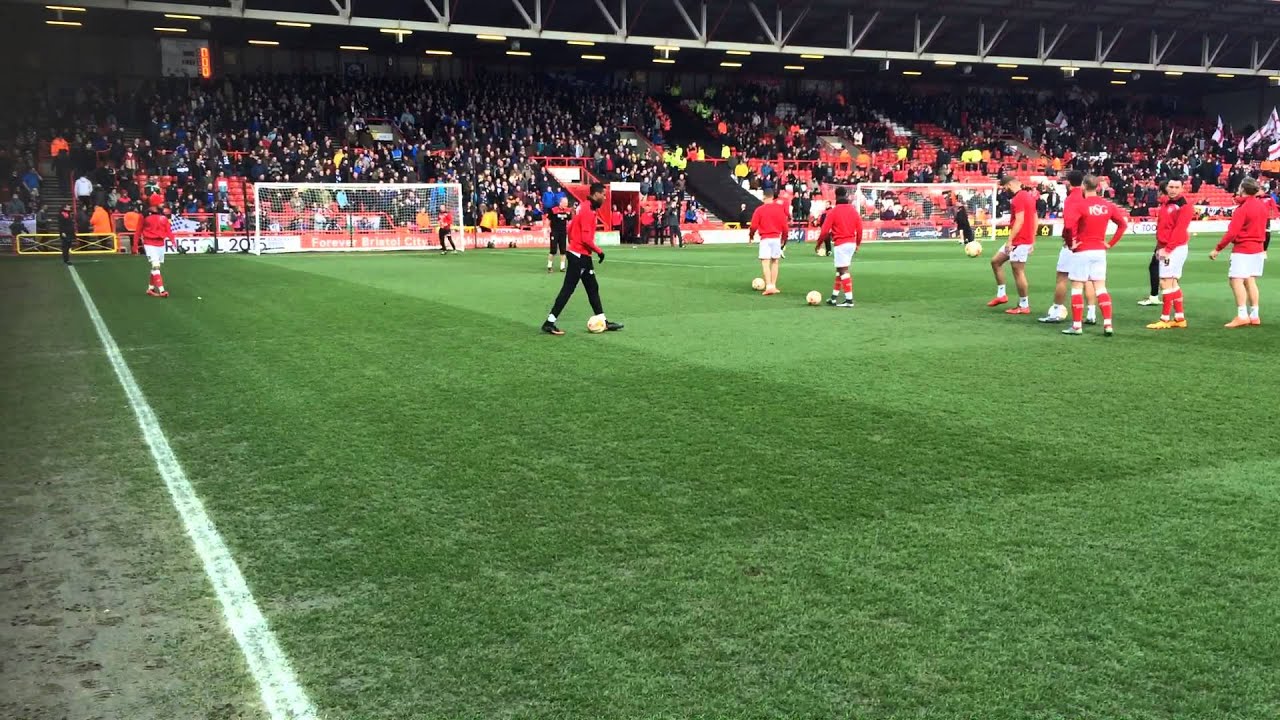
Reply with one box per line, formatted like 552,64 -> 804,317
955,205 -> 974,244
547,197 -> 571,272
541,183 -> 624,336
57,204 -> 75,265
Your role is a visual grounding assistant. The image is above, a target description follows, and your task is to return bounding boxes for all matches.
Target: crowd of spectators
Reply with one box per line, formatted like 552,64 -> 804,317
5,72 -> 676,242
9,73 -> 1280,249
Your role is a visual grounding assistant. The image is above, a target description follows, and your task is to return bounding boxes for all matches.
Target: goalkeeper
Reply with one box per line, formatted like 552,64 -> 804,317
542,183 -> 624,336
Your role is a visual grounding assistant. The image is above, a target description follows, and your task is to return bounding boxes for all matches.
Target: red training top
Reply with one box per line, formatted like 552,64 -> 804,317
1061,186 -> 1083,248
1215,196 -> 1267,255
439,212 -> 452,229
1156,197 -> 1194,252
820,202 -> 863,247
1065,195 -> 1127,251
1011,189 -> 1039,246
750,201 -> 789,240
568,205 -> 604,256
140,214 -> 174,248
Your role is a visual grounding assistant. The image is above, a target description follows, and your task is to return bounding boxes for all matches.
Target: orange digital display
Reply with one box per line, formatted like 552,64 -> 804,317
198,46 -> 212,78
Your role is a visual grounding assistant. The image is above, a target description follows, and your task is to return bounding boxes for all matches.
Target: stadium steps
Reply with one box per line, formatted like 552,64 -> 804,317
684,161 -> 760,226
659,96 -> 724,154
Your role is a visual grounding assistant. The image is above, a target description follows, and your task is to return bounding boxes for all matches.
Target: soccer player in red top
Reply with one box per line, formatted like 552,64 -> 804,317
817,186 -> 863,307
1209,177 -> 1267,327
140,205 -> 175,298
542,183 -> 623,335
1061,175 -> 1127,336
1146,178 -> 1196,330
438,209 -> 458,254
990,176 -> 1038,314
1040,170 -> 1088,323
748,188 -> 790,296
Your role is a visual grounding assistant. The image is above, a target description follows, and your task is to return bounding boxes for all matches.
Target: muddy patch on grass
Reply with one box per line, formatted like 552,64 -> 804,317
0,463 -> 264,720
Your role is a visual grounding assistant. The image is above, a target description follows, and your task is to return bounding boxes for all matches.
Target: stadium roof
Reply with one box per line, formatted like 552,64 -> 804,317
25,0 -> 1280,78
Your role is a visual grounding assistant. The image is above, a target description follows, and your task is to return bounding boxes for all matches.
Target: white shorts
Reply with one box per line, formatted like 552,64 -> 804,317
832,242 -> 857,268
1068,249 -> 1107,282
757,237 -> 782,260
1228,252 -> 1265,279
144,244 -> 166,266
1159,245 -> 1189,279
1056,247 -> 1073,274
1000,243 -> 1033,263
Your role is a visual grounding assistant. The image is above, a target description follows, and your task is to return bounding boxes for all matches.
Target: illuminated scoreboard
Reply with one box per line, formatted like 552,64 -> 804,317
160,38 -> 214,79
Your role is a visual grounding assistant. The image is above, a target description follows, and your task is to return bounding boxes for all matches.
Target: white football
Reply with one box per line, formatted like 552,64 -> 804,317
586,314 -> 607,333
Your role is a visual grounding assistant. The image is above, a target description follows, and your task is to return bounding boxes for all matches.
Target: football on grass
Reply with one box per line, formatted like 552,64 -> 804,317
964,241 -> 983,257
806,291 -> 822,305
587,314 -> 607,333
751,277 -> 766,291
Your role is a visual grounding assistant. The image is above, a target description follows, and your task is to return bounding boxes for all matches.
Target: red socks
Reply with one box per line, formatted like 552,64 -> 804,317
1098,292 -> 1113,325
1170,288 -> 1184,318
1071,292 -> 1085,325
150,270 -> 165,291
1162,291 -> 1174,318
842,276 -> 853,294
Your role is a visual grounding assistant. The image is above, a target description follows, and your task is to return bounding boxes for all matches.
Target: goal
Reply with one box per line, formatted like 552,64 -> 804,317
820,183 -> 997,242
250,182 -> 464,254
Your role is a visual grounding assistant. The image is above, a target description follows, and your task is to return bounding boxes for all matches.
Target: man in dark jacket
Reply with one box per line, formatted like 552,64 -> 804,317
58,204 -> 76,265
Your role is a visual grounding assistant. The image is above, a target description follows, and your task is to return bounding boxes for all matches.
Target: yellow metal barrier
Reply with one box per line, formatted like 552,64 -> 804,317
15,233 -> 120,255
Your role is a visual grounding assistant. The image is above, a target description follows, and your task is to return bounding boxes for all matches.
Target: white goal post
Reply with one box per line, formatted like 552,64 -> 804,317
820,182 -> 998,242
250,182 -> 464,254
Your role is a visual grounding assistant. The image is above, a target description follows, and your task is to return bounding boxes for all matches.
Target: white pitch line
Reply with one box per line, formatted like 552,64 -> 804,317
68,267 -> 319,720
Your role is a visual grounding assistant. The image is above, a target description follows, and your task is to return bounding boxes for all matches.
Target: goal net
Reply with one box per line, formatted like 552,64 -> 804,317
251,182 -> 464,254
819,182 -> 997,242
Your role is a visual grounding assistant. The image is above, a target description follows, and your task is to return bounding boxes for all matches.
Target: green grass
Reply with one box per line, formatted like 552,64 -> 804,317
15,236 -> 1280,719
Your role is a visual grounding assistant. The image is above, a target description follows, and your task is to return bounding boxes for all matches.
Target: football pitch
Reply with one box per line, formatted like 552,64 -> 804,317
3,238 -> 1280,720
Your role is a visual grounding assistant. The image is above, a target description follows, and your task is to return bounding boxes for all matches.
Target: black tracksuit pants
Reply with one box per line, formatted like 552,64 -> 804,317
1148,248 -> 1160,297
550,252 -> 604,318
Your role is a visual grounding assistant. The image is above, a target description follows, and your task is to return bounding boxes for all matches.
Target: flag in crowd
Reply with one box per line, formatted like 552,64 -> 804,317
1045,111 -> 1069,131
1211,116 -> 1224,146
